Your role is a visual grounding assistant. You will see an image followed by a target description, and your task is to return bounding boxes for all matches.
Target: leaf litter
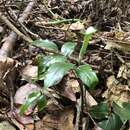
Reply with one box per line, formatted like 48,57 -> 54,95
1,0 -> 130,130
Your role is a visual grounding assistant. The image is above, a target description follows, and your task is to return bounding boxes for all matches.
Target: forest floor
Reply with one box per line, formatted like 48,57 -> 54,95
0,0 -> 130,130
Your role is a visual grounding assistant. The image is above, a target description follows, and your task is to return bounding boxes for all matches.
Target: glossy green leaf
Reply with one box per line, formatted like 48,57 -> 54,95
37,95 -> 47,111
79,26 -> 96,62
43,55 -> 68,67
113,102 -> 130,122
90,103 -> 109,119
36,55 -> 46,80
61,42 -> 76,56
44,62 -> 74,88
98,113 -> 122,130
32,39 -> 58,51
37,55 -> 67,80
20,92 -> 41,115
75,64 -> 98,88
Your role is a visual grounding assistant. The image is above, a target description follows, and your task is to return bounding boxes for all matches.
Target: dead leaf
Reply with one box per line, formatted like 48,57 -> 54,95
115,31 -> 125,40
102,75 -> 130,103
14,83 -> 41,115
66,79 -> 80,93
14,83 -> 41,105
117,63 -> 130,79
103,31 -> 130,52
35,108 -> 75,130
104,41 -> 130,52
59,79 -> 79,101
8,109 -> 34,125
63,87 -> 76,102
11,118 -> 34,130
62,21 -> 84,30
0,56 -> 16,104
21,65 -> 38,81
0,56 -> 15,79
25,124 -> 34,130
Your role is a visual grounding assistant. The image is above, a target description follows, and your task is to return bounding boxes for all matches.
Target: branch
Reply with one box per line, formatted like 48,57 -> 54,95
0,12 -> 33,43
0,1 -> 35,57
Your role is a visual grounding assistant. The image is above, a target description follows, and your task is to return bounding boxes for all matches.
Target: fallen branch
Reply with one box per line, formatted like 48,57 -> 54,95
0,12 -> 32,46
0,0 -> 35,116
0,1 -> 35,56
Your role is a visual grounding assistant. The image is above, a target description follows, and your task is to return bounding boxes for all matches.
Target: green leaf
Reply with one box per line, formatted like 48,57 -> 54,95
113,102 -> 130,122
44,62 -> 74,88
90,103 -> 109,119
43,55 -> 68,67
79,26 -> 96,62
20,92 -> 41,115
37,95 -> 47,111
37,55 -> 67,80
98,113 -> 123,130
32,39 -> 58,51
36,55 -> 46,80
61,42 -> 76,56
75,64 -> 98,88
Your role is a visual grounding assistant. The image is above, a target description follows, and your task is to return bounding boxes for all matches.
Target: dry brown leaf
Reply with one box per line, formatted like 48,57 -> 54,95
102,75 -> 130,103
14,83 -> 41,105
59,109 -> 74,130
8,109 -> 34,125
37,108 -> 75,130
66,79 -> 80,93
11,118 -> 34,130
103,31 -> 130,52
21,65 -> 38,81
104,41 -> 130,52
114,31 -> 125,40
62,21 -> 84,31
60,79 -> 80,101
0,56 -> 15,79
0,56 -> 16,100
63,87 -> 76,102
117,63 -> 130,79
25,124 -> 34,130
